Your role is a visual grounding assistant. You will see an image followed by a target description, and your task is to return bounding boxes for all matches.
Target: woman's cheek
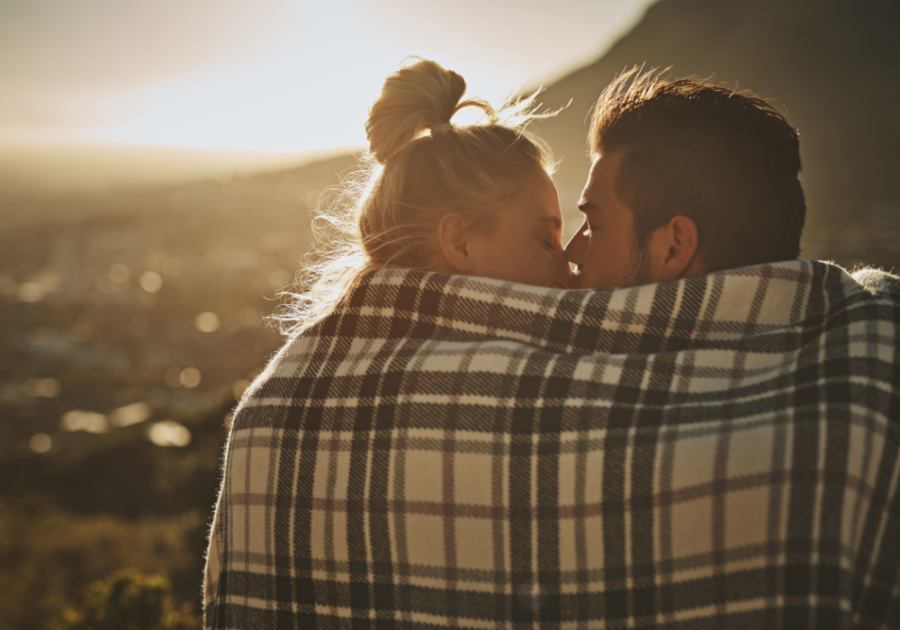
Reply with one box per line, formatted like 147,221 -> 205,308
534,251 -> 556,287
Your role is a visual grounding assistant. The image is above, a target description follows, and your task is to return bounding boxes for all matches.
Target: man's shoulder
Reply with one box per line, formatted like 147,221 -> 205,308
849,265 -> 900,299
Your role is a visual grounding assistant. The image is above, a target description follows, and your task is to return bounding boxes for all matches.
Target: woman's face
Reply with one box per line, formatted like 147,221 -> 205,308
467,168 -> 570,288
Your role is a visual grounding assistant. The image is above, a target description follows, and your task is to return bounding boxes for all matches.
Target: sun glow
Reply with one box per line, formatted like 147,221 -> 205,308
1,0 -> 655,154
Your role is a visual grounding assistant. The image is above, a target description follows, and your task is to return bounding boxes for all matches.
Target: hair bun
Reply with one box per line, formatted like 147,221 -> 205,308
365,58 -> 467,164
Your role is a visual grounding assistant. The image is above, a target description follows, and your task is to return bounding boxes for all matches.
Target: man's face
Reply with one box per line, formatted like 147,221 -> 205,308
564,152 -> 650,289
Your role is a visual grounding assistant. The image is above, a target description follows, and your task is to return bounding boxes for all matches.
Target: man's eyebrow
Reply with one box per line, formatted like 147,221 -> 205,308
536,216 -> 562,229
577,200 -> 597,213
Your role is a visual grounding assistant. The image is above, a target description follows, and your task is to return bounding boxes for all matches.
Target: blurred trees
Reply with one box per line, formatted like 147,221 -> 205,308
0,397 -> 230,630
57,570 -> 200,630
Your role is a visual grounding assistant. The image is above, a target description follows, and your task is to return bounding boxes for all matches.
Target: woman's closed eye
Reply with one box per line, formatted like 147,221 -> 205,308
539,238 -> 558,250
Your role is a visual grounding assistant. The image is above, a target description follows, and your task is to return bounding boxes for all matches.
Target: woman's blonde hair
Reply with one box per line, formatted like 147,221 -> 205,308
277,57 -> 557,335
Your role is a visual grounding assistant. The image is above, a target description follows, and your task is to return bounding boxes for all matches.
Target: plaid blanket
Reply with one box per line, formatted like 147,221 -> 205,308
204,260 -> 900,629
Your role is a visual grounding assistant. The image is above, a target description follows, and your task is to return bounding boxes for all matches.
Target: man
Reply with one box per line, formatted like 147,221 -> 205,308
565,70 -> 806,288
204,71 -> 899,629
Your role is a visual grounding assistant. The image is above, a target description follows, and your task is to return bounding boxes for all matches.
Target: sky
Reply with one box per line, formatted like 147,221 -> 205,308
0,0 -> 657,155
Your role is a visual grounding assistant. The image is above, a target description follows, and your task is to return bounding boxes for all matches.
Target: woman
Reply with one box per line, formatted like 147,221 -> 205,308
282,56 -> 570,337
205,57 -> 571,626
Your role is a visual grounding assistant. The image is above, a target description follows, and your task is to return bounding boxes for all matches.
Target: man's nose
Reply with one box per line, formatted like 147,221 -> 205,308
564,229 -> 586,266
553,249 -> 571,284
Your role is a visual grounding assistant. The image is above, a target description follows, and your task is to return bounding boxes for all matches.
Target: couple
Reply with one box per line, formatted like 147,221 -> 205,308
204,59 -> 899,628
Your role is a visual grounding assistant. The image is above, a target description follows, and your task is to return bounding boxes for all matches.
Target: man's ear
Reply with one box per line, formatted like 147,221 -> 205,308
436,212 -> 475,274
656,215 -> 703,281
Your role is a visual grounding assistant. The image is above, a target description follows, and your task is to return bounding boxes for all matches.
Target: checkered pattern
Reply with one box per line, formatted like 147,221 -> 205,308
204,260 -> 900,629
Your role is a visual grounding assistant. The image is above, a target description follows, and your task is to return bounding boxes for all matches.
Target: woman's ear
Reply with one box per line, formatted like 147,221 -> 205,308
436,212 -> 475,273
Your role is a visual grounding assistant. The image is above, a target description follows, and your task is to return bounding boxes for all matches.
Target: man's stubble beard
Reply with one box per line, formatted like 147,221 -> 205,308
628,238 -> 652,287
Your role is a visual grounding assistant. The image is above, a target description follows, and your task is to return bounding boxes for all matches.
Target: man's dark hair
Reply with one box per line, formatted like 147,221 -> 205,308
590,69 -> 806,272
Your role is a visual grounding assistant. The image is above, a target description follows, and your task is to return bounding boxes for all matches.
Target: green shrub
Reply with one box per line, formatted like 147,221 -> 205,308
0,501 -> 200,630
58,570 -> 200,630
